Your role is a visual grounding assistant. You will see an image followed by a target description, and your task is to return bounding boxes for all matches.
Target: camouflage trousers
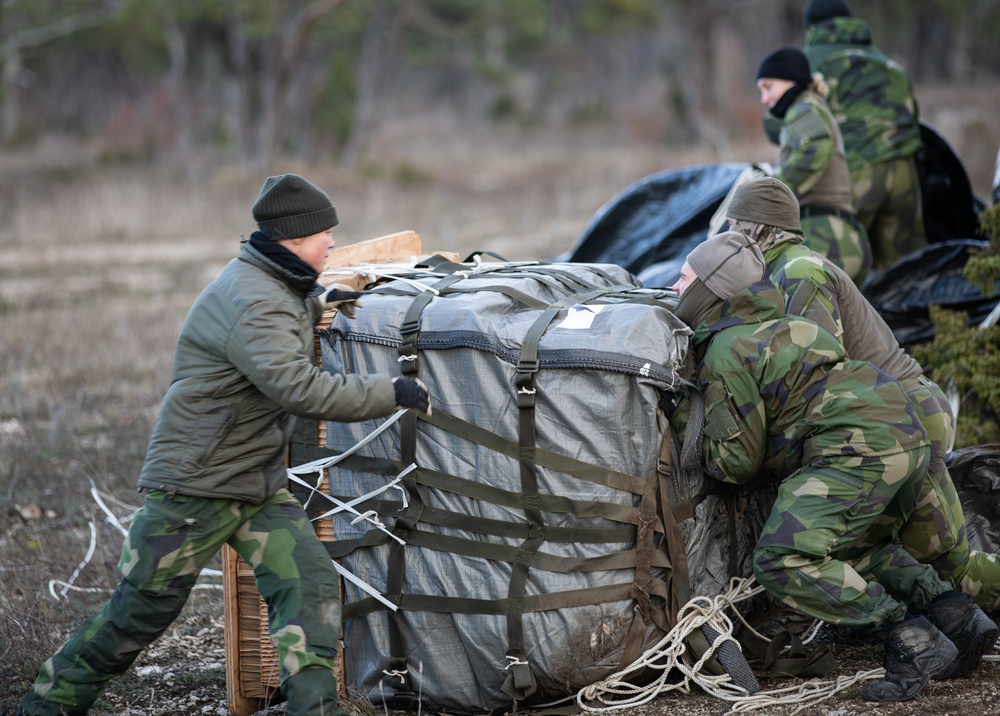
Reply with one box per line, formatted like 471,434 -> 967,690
899,376 -> 1000,611
20,488 -> 343,716
851,155 -> 927,269
800,210 -> 872,288
753,446 -> 955,630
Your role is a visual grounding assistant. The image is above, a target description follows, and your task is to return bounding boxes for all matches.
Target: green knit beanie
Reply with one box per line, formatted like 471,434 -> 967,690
252,174 -> 339,240
725,177 -> 801,231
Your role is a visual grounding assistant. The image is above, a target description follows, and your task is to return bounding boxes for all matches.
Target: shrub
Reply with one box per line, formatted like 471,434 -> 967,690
913,203 -> 1000,447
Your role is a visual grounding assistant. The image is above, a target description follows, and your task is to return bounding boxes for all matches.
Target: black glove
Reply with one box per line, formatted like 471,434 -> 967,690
392,376 -> 432,415
321,284 -> 363,319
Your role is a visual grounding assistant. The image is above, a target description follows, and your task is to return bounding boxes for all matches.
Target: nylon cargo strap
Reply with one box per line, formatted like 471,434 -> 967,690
656,421 -> 694,612
385,274 -> 470,693
736,625 -> 836,678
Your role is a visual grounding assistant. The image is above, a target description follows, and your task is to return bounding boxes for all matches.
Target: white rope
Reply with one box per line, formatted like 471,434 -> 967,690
90,479 -> 135,538
286,466 -> 412,546
574,576 -> 885,715
333,561 -> 398,612
727,669 -> 884,714
52,520 -> 98,599
48,579 -> 222,597
291,409 -> 407,482
285,411 -> 425,609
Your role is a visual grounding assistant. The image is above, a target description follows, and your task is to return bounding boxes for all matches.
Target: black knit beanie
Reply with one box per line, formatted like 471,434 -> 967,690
804,0 -> 852,26
252,174 -> 340,240
756,47 -> 812,85
726,177 -> 802,231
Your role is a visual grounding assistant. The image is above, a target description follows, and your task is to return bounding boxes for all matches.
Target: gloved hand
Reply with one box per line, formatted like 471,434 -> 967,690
392,376 -> 432,415
321,283 -> 363,319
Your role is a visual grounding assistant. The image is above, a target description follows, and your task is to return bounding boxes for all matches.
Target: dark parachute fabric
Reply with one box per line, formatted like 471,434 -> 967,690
947,444 -> 1000,554
861,239 -> 994,348
918,121 -> 985,243
565,162 -> 748,285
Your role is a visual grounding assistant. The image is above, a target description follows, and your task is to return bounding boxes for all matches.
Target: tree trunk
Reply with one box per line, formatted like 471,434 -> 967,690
1,45 -> 22,142
340,0 -> 407,169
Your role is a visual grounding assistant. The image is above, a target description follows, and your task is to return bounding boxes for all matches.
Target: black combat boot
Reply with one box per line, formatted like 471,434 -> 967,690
926,592 -> 999,679
860,616 -> 957,702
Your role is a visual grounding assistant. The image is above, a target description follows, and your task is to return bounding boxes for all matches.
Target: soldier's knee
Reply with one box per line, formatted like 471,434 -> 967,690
79,578 -> 189,674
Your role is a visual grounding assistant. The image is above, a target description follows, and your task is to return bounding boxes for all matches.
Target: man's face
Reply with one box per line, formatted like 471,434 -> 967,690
673,261 -> 697,296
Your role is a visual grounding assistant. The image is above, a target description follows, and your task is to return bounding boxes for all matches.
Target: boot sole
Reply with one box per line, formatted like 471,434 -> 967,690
861,672 -> 931,702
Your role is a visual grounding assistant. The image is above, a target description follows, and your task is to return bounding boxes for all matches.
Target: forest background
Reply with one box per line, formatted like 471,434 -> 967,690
3,1 -> 1000,715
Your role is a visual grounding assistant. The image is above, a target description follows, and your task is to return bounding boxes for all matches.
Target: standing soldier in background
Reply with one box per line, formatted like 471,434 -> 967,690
802,0 -> 927,268
17,174 -> 432,716
755,46 -> 871,286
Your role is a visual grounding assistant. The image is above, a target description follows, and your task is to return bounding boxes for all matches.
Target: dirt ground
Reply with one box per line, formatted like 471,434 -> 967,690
14,580 -> 996,716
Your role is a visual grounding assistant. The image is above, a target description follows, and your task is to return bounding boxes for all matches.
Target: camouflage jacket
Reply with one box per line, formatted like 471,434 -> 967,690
770,89 -> 854,214
730,224 -> 844,343
683,280 -> 927,485
804,16 -> 922,170
750,227 -> 922,380
137,242 -> 396,504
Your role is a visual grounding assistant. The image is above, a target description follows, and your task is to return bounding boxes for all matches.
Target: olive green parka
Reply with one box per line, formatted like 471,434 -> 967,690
137,242 -> 396,503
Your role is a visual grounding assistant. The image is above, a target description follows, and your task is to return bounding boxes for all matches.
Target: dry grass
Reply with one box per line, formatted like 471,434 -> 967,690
2,87 -> 1000,715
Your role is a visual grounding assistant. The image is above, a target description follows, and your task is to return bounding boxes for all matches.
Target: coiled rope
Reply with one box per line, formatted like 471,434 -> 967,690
576,576 -> 888,715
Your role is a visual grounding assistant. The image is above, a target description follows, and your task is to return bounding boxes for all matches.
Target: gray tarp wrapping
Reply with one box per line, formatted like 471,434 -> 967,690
311,261 -> 696,711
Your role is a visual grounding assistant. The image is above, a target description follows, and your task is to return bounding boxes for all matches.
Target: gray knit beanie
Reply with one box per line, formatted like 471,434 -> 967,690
726,177 -> 801,231
687,231 -> 766,299
804,0 -> 852,27
252,174 -> 339,240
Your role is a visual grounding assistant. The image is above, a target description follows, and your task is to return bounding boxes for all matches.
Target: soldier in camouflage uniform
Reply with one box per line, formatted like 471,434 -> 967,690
670,231 -> 998,700
802,0 -> 927,268
724,176 -> 1000,620
754,46 -> 871,286
18,175 -> 432,716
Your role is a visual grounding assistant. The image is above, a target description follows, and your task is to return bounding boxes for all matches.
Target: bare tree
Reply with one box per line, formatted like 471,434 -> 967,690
340,0 -> 410,169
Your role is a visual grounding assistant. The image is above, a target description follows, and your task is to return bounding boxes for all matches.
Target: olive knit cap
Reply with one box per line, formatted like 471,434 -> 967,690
726,176 -> 801,231
252,173 -> 340,240
756,47 -> 812,85
804,0 -> 852,26
687,231 -> 766,300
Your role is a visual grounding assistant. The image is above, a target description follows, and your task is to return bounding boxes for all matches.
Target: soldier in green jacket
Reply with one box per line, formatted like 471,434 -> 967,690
18,174 -> 432,716
802,0 -> 927,267
724,175 -> 1000,616
754,46 -> 870,286
670,231 -> 996,701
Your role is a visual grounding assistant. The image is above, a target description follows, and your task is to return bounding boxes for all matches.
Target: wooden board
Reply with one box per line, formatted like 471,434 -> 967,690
324,229 -> 423,269
320,229 -> 459,291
